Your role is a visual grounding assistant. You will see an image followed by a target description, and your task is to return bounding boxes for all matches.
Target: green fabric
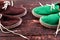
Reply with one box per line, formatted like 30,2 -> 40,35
40,13 -> 59,25
33,3 -> 60,15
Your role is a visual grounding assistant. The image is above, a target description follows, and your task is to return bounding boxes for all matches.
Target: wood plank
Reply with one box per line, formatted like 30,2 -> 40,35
0,0 -> 60,40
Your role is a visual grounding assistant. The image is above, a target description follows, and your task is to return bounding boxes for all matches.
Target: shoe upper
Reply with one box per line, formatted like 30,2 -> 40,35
33,3 -> 60,15
0,1 -> 4,12
1,15 -> 20,26
0,1 -> 25,15
40,13 -> 59,25
2,6 -> 25,15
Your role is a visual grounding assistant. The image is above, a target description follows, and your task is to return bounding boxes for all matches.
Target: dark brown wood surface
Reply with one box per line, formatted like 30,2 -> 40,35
0,0 -> 60,40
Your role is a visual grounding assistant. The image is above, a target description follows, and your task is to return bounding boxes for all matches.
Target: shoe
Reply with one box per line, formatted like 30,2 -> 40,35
0,1 -> 27,17
0,14 -> 22,29
0,14 -> 29,40
39,12 -> 60,37
32,2 -> 60,18
39,13 -> 60,29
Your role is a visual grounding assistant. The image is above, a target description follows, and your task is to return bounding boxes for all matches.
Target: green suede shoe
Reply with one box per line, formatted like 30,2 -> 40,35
39,13 -> 60,29
40,12 -> 60,37
32,3 -> 60,18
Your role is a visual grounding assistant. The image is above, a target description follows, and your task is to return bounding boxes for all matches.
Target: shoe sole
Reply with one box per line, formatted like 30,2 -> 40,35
5,17 -> 22,29
32,9 -> 42,18
40,18 -> 57,29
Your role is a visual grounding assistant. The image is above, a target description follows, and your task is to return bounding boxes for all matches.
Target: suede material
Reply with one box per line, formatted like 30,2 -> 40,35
0,1 -> 4,12
2,6 -> 25,15
0,1 -> 25,15
33,3 -> 60,15
40,13 -> 59,25
1,15 -> 20,26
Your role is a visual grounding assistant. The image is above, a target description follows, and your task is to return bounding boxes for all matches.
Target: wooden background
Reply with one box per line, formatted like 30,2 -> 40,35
0,0 -> 60,40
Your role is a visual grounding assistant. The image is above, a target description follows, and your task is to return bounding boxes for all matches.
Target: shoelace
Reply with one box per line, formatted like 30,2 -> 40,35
39,2 -> 55,11
55,12 -> 60,37
2,0 -> 14,10
0,14 -> 29,40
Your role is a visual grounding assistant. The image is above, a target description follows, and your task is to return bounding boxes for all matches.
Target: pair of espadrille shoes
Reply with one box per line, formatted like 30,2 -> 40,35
0,0 -> 29,40
0,1 -> 27,29
32,2 -> 60,36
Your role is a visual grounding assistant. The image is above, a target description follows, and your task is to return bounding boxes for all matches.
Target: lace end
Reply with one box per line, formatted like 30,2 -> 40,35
11,0 -> 14,6
39,2 -> 43,6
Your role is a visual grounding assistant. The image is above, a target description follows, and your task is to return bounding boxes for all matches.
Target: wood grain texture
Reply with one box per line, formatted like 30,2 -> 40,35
0,0 -> 60,40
